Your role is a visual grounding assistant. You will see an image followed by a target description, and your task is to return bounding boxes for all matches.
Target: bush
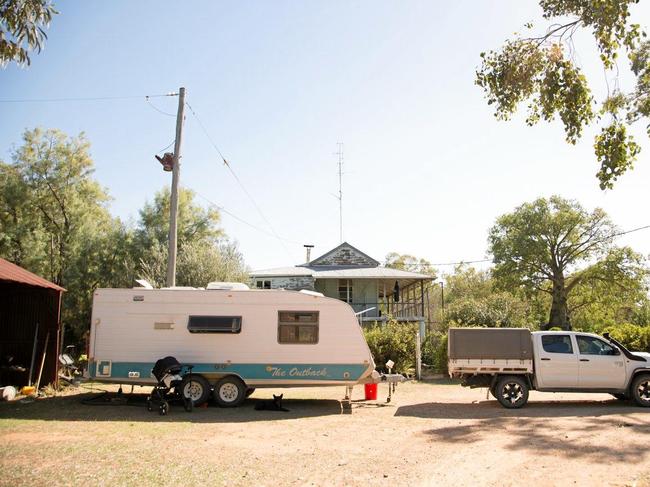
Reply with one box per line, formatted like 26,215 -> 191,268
603,323 -> 650,352
421,331 -> 448,374
363,320 -> 417,374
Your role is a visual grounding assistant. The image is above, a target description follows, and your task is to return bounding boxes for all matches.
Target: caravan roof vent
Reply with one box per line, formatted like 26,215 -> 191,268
206,282 -> 250,291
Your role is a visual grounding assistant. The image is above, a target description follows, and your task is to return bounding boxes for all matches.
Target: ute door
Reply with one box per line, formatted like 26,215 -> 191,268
536,334 -> 579,388
575,335 -> 626,389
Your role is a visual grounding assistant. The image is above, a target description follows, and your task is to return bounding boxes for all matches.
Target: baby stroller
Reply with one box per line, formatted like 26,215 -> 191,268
147,356 -> 194,415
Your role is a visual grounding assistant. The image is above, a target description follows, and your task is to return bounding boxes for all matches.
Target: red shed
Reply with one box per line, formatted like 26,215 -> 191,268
0,258 -> 65,389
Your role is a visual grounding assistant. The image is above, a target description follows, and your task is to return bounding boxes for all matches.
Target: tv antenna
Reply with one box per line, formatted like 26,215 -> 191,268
335,142 -> 344,243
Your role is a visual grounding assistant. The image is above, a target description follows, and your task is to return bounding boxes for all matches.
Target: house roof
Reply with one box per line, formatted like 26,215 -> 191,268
307,241 -> 380,267
0,258 -> 66,292
251,265 -> 432,280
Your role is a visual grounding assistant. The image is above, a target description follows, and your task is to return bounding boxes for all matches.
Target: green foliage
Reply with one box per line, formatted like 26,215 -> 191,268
445,291 -> 531,329
136,187 -> 222,250
603,323 -> 650,352
441,264 -> 542,330
384,252 -> 436,278
476,0 -> 649,189
134,187 -> 245,289
489,196 -> 648,329
0,128 -> 249,344
421,331 -> 448,374
363,320 -> 417,374
0,0 -> 57,67
595,122 -> 641,189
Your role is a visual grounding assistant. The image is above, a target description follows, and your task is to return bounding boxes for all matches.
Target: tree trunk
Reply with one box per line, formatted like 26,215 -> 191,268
547,274 -> 571,330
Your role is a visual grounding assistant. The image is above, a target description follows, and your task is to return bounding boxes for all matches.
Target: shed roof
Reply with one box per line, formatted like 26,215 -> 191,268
251,265 -> 432,280
0,258 -> 65,292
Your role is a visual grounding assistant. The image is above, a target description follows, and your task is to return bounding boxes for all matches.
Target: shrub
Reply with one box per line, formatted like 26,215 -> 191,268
363,320 -> 417,374
421,331 -> 448,374
603,323 -> 650,352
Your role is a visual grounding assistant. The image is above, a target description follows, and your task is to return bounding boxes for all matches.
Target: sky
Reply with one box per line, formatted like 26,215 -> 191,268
2,0 -> 649,273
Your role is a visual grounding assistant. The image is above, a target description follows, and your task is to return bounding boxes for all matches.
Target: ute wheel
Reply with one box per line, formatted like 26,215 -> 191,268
611,393 -> 629,401
245,387 -> 256,398
213,376 -> 246,407
631,374 -> 650,408
179,375 -> 211,406
495,375 -> 529,409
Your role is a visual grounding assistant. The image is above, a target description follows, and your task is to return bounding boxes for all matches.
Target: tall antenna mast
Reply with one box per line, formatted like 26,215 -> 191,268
336,142 -> 344,243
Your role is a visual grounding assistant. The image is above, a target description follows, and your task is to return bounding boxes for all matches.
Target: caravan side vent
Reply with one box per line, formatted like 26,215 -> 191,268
154,322 -> 174,330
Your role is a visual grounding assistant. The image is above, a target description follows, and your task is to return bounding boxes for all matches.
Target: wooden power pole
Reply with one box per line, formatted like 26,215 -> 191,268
166,86 -> 185,287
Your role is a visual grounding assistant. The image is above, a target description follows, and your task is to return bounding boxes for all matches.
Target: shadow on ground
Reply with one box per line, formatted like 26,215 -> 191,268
397,399 -> 650,464
0,391 -> 346,423
396,399 -> 648,419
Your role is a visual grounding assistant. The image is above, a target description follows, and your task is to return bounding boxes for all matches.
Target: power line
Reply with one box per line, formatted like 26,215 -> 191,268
145,96 -> 176,117
0,93 -> 178,103
400,224 -> 650,268
609,224 -> 650,239
156,139 -> 175,154
184,100 -> 296,260
189,187 -> 302,245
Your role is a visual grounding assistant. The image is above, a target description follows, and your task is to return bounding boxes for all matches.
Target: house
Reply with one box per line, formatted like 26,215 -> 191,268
250,242 -> 434,333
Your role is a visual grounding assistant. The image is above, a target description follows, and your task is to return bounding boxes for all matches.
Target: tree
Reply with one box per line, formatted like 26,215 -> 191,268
384,252 -> 436,277
134,187 -> 247,288
136,186 -> 223,250
1,0 -> 57,67
0,129 -> 250,345
476,0 -> 649,189
0,128 -> 123,342
442,265 -> 536,329
1,128 -> 111,285
489,196 -> 647,330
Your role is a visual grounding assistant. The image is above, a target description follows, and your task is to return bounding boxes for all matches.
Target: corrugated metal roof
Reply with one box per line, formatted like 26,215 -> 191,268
250,265 -> 432,280
250,266 -> 314,277
312,267 -> 432,279
0,258 -> 66,292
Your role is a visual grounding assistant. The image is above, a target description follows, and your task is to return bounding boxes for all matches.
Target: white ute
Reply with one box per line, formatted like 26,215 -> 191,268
448,328 -> 650,409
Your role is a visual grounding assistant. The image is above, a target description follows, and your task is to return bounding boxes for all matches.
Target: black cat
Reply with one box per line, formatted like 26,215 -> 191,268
254,394 -> 289,412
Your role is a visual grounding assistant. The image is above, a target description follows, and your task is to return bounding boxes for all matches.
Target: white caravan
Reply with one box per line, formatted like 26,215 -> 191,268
88,286 -> 396,406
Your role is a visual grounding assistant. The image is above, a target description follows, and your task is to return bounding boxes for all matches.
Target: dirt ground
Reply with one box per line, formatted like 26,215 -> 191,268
1,380 -> 649,486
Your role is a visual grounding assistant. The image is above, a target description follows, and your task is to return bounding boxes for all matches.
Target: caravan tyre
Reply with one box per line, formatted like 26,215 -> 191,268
179,375 -> 211,406
214,376 -> 246,407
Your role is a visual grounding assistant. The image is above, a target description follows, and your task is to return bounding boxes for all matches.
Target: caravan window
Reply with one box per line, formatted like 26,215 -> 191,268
278,311 -> 319,344
187,316 -> 242,334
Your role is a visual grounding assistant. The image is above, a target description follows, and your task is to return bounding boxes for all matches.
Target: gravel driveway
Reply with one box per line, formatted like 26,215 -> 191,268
1,380 -> 648,486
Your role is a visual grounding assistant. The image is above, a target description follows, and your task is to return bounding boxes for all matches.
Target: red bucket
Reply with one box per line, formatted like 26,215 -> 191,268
364,383 -> 378,401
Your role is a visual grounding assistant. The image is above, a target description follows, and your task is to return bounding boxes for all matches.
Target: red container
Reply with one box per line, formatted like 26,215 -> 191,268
364,383 -> 378,401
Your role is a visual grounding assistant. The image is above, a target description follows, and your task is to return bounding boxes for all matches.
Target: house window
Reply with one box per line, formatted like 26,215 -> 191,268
187,316 -> 242,334
256,280 -> 271,289
338,279 -> 353,303
277,311 -> 319,344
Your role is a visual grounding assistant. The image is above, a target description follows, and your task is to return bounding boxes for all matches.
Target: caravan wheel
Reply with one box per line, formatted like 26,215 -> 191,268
213,376 -> 246,407
179,375 -> 210,406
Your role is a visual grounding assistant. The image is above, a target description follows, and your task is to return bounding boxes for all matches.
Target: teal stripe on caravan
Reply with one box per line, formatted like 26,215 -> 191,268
90,361 -> 369,382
